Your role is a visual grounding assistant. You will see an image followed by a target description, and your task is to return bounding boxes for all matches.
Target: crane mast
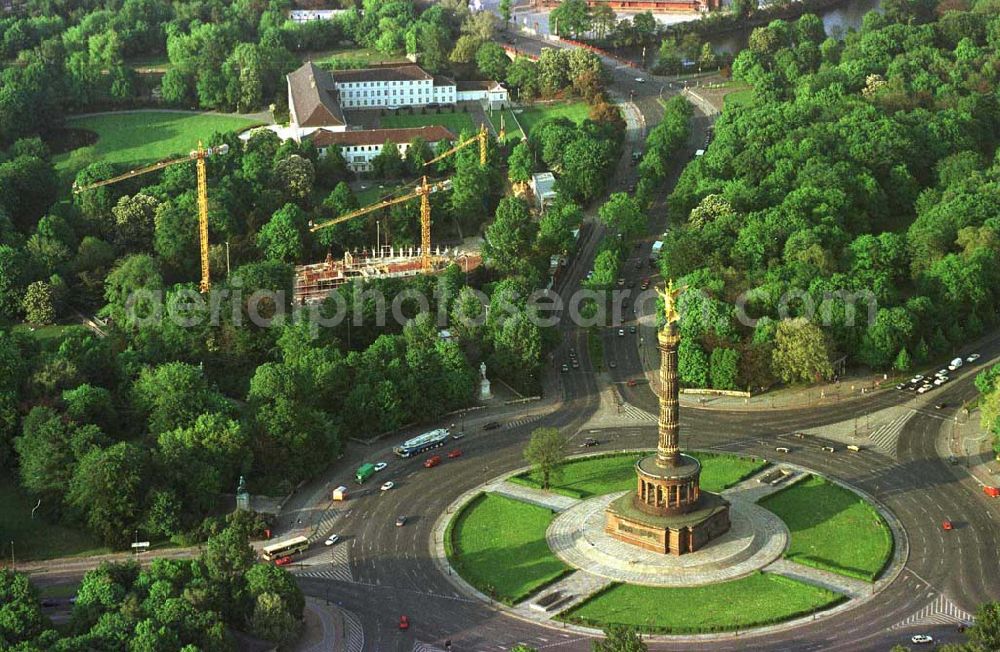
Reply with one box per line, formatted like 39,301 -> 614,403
73,141 -> 229,294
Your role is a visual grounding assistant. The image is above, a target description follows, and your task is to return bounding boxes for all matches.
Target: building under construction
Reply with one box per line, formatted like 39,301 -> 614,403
294,247 -> 482,305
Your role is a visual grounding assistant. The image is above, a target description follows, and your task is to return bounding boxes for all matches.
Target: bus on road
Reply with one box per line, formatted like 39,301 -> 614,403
394,428 -> 451,458
261,535 -> 309,561
356,463 -> 376,484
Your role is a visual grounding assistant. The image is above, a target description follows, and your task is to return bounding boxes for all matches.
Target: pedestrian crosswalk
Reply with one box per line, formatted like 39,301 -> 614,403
307,508 -> 342,544
343,608 -> 365,652
297,543 -> 354,583
413,642 -> 447,652
868,411 -> 914,456
504,415 -> 541,430
892,593 -> 974,629
617,402 -> 657,422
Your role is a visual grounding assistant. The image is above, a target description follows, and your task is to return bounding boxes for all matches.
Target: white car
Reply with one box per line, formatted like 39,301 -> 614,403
374,462 -> 388,472
380,481 -> 395,492
635,77 -> 645,83
935,369 -> 949,377
948,363 -> 960,371
917,385 -> 932,394
911,634 -> 933,644
618,328 -> 625,336
910,375 -> 925,383
967,353 -> 981,362
934,376 -> 949,386
324,534 -> 341,546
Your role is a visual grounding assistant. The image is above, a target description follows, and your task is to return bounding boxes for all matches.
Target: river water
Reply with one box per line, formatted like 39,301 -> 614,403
709,0 -> 882,53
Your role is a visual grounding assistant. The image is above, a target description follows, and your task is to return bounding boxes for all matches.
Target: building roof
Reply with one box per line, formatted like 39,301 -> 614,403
331,64 -> 433,84
456,80 -> 502,91
308,125 -> 456,148
287,62 -> 345,128
432,74 -> 456,87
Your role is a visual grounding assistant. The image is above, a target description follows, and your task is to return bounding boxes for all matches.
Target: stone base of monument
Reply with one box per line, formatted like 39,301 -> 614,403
479,378 -> 492,400
547,491 -> 788,587
604,491 -> 731,555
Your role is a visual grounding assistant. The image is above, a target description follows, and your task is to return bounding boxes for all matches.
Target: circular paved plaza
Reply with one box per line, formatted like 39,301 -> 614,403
546,491 -> 789,586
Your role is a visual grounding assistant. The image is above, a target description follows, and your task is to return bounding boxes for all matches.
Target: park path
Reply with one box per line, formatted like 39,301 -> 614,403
492,481 -> 580,512
764,559 -> 872,599
65,107 -> 273,123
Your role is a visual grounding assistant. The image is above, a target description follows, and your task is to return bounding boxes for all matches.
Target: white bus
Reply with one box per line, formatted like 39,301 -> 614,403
394,428 -> 451,458
261,535 -> 309,561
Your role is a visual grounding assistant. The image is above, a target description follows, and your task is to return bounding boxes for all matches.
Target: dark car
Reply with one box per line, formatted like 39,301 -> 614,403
395,515 -> 408,527
483,421 -> 501,431
580,437 -> 599,448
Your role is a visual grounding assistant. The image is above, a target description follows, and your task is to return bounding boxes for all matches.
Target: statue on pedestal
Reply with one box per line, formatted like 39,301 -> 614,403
235,475 -> 250,512
479,361 -> 492,400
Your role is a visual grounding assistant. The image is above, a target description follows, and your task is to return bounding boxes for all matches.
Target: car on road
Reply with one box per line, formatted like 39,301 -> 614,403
618,328 -> 625,336
934,376 -> 949,386
609,360 -> 617,368
561,364 -> 569,373
629,325 -> 637,334
399,615 -> 410,630
896,383 -> 907,390
451,432 -> 465,440
775,446 -> 791,453
984,485 -> 1000,497
380,481 -> 395,492
821,445 -> 836,452
447,449 -> 463,459
274,556 -> 293,566
374,462 -> 388,472
572,359 -> 580,369
942,519 -> 953,531
911,634 -> 933,644
580,437 -> 599,448
483,421 -> 501,431
424,455 -> 441,468
395,516 -> 407,527
948,455 -> 959,465
324,534 -> 341,546
967,353 -> 981,362
910,375 -> 925,384
617,278 -> 625,287
635,77 -> 645,83
934,402 -> 948,410
627,379 -> 637,387
917,385 -> 933,394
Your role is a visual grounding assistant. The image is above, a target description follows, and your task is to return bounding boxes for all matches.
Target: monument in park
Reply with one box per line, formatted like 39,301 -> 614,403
605,281 -> 731,555
479,361 -> 492,401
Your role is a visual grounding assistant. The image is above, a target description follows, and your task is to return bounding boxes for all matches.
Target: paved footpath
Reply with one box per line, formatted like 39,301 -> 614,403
764,559 -> 873,599
492,481 -> 580,512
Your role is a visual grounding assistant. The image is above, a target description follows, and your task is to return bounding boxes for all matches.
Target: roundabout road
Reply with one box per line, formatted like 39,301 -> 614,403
290,37 -> 1000,651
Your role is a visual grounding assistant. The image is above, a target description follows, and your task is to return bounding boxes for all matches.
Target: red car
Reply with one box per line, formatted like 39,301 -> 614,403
942,520 -> 953,531
626,379 -> 637,387
984,486 -> 1000,498
274,556 -> 293,566
399,615 -> 409,630
424,455 -> 441,468
447,449 -> 463,459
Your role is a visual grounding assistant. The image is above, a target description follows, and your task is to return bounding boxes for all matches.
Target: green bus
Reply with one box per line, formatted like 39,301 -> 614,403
355,463 -> 376,484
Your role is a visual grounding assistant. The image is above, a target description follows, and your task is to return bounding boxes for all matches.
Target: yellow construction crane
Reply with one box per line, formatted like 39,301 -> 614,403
309,176 -> 452,272
423,124 -> 494,168
72,142 -> 229,293
308,125 -> 502,274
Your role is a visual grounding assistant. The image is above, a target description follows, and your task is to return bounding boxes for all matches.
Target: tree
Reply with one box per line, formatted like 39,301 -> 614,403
599,193 -> 645,240
0,569 -> 47,647
523,427 -> 566,490
499,0 -> 512,24
111,193 -> 159,251
132,362 -> 231,435
371,141 -> 405,179
550,0 -> 591,37
507,142 -> 534,185
591,4 -> 616,39
250,592 -> 301,646
404,137 -> 433,174
964,601 -> 1000,652
893,347 -> 912,372
0,245 -> 30,319
103,253 -> 164,326
771,318 -> 833,384
22,280 -> 55,325
272,155 -> 314,202
482,197 -> 537,275
257,204 -> 307,263
476,41 -> 509,81
67,442 -> 147,546
709,347 -> 740,390
593,624 -> 647,652
678,339 -> 709,387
